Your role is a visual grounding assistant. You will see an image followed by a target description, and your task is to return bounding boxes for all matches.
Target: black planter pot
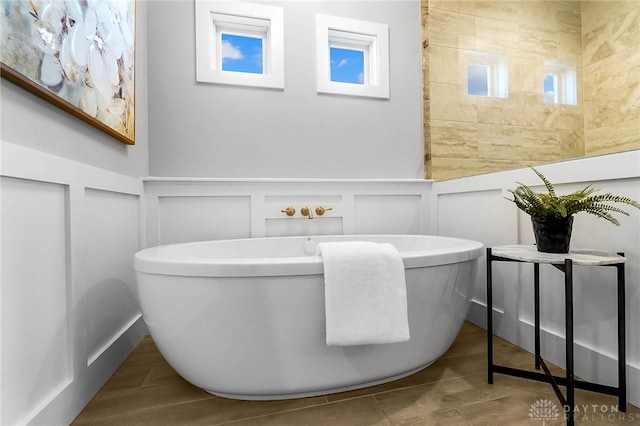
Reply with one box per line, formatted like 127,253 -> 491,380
531,215 -> 574,253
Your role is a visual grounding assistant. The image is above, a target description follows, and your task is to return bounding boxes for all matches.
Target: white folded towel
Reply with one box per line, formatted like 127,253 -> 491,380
316,241 -> 410,346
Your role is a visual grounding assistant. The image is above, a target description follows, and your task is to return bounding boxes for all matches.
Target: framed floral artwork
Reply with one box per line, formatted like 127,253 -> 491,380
1,0 -> 135,145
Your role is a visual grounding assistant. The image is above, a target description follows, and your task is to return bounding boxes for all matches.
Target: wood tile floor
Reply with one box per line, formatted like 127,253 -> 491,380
73,322 -> 639,425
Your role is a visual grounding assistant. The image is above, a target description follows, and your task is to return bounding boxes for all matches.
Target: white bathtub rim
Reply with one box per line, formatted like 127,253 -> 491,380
134,234 -> 484,278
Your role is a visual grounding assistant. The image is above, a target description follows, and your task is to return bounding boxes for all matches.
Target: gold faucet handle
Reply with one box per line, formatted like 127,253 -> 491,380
281,206 -> 296,216
315,206 -> 333,216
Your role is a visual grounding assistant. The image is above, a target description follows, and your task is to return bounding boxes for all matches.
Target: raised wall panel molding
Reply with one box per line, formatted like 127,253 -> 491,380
0,141 -> 145,426
143,178 -> 434,247
1,177 -> 70,426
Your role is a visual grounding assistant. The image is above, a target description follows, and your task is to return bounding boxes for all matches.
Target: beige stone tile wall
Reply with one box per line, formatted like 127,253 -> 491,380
423,0 -> 586,181
582,1 -> 640,156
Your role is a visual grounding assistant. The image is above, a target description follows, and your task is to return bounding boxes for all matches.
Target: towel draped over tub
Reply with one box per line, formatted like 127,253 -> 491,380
316,241 -> 410,346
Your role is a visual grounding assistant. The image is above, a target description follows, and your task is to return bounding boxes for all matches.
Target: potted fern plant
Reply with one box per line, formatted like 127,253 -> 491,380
506,168 -> 640,253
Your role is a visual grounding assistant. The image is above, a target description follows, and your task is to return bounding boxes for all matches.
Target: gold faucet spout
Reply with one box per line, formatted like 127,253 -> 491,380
301,206 -> 313,219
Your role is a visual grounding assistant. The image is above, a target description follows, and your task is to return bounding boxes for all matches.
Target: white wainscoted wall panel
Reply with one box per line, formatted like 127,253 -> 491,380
435,188 -> 518,330
0,142 -> 146,426
158,196 -> 252,244
354,195 -> 423,234
432,150 -> 640,408
1,177 -> 70,426
143,179 -> 433,247
82,189 -> 142,366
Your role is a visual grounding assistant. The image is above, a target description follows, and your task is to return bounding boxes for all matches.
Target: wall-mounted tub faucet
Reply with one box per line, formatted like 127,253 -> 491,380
301,206 -> 313,219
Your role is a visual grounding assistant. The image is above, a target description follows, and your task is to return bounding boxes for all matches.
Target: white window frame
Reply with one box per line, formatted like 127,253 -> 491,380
195,1 -> 284,89
316,14 -> 389,99
467,51 -> 508,98
543,60 -> 577,105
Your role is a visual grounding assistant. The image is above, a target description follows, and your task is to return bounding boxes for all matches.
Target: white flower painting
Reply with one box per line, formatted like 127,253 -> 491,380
1,0 -> 135,144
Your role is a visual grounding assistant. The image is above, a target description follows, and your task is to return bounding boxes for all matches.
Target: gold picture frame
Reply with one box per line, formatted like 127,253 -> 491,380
1,0 -> 135,145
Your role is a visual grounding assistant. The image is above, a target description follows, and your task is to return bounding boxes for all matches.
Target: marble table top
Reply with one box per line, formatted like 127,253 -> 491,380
491,245 -> 626,266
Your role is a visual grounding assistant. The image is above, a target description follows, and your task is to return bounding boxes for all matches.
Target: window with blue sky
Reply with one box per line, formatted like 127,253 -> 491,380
221,33 -> 263,74
467,64 -> 488,96
316,14 -> 389,98
330,47 -> 364,84
543,74 -> 556,103
466,51 -> 508,98
543,61 -> 576,105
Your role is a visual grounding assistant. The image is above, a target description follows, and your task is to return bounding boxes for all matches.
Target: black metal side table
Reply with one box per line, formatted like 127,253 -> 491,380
486,245 -> 627,425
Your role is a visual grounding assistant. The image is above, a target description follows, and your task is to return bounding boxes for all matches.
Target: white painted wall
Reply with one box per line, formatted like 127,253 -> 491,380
0,2 -> 149,424
147,0 -> 424,179
432,150 -> 640,408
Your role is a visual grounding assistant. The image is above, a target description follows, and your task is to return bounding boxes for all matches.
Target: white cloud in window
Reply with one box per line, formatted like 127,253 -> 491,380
252,50 -> 263,66
222,40 -> 243,60
337,58 -> 349,69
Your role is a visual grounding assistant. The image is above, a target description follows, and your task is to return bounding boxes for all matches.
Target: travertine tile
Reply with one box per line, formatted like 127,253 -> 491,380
584,88 -> 640,131
477,123 -> 521,143
428,45 -> 466,85
427,8 -> 476,49
520,127 -> 562,161
419,0 -> 640,181
430,83 -> 478,122
430,120 -> 478,158
518,26 -> 558,58
583,48 -> 639,100
430,0 -> 475,16
476,16 -> 519,53
477,124 -> 562,163
560,129 -> 586,160
431,157 -> 532,180
585,118 -> 640,156
509,54 -> 545,94
557,9 -> 583,63
476,94 -> 530,127
581,0 -> 639,36
475,0 -> 519,23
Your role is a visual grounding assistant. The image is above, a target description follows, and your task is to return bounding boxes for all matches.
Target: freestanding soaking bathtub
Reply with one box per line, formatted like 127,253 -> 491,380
134,234 -> 483,400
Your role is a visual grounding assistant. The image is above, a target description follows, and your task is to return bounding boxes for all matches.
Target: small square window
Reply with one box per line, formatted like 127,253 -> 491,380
467,64 -> 489,96
467,51 -> 508,98
330,47 -> 364,84
195,1 -> 283,89
316,14 -> 389,99
221,33 -> 263,74
543,73 -> 557,103
543,61 -> 577,105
